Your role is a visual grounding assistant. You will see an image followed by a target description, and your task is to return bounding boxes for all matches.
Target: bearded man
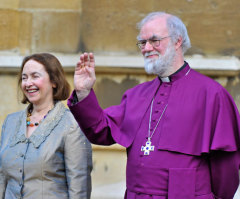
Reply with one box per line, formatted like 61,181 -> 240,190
68,12 -> 240,199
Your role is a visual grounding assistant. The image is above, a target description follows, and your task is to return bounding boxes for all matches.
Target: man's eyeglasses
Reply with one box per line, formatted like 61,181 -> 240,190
136,36 -> 171,49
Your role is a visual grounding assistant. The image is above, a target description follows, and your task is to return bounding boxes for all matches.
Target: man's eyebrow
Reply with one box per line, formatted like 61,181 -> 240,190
139,35 -> 160,41
137,34 -> 160,41
149,35 -> 159,40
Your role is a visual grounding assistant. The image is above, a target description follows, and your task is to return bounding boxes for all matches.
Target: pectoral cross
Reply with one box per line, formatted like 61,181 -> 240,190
141,138 -> 154,155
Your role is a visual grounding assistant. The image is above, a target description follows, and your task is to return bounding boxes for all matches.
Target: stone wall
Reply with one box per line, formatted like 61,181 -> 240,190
0,0 -> 82,54
1,0 -> 240,56
81,0 -> 240,56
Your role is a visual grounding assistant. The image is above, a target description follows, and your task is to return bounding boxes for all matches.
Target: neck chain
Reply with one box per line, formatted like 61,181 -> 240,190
141,67 -> 190,155
148,99 -> 168,140
141,98 -> 168,155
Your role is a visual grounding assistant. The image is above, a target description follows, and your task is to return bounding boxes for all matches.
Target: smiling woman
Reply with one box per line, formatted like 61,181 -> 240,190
0,53 -> 92,199
21,60 -> 55,109
20,60 -> 56,133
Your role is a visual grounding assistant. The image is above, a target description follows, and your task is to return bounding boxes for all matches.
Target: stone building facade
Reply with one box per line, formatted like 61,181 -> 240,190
0,0 -> 240,198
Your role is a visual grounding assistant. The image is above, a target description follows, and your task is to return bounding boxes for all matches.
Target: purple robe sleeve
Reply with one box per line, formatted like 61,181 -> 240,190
209,151 -> 240,199
68,89 -> 127,145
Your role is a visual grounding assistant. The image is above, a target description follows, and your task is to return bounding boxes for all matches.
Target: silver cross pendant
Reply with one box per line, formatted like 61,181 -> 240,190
141,138 -> 154,155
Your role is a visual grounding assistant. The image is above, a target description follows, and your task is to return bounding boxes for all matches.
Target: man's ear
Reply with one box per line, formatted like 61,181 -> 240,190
175,36 -> 183,50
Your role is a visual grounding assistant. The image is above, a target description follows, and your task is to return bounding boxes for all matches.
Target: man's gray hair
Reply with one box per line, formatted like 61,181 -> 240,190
137,12 -> 191,54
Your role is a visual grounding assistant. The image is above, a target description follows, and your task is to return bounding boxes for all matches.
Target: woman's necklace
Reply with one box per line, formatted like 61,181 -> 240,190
26,109 -> 50,127
141,98 -> 168,155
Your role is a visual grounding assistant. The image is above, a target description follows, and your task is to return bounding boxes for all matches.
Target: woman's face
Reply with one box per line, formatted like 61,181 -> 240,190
21,59 -> 55,106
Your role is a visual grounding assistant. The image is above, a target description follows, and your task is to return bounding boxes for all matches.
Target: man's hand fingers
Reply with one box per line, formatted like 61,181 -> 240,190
78,52 -> 95,69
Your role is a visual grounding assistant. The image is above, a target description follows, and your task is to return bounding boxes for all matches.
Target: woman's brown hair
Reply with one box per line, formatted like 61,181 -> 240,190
18,53 -> 70,104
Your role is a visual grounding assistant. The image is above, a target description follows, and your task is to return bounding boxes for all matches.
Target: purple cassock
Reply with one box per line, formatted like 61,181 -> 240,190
68,63 -> 240,199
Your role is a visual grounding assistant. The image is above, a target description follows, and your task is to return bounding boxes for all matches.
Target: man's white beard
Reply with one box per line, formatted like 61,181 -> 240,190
144,43 -> 176,77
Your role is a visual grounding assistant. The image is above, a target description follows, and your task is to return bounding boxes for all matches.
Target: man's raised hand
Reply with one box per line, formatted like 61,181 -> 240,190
74,52 -> 96,101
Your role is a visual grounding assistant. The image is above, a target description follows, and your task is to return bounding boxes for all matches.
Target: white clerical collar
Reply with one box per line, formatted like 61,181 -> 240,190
160,77 -> 171,82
